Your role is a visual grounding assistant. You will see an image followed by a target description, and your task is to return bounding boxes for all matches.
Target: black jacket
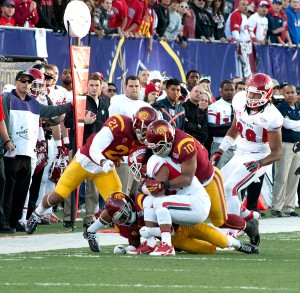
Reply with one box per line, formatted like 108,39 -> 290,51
182,99 -> 208,144
64,95 -> 109,151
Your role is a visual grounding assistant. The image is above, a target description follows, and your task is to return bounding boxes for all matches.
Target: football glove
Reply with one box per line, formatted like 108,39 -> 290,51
210,152 -> 222,167
102,159 -> 115,173
244,160 -> 262,172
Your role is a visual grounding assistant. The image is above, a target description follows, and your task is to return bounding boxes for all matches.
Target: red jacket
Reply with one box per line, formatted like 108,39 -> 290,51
14,0 -> 39,27
0,16 -> 16,26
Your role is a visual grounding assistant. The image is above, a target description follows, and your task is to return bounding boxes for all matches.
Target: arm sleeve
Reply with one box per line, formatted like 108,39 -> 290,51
230,12 -> 241,33
63,108 -> 74,129
282,117 -> 300,131
39,102 -> 72,118
89,126 -> 114,164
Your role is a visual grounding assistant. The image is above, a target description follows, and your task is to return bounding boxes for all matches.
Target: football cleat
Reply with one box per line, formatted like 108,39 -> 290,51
238,242 -> 259,254
127,242 -> 156,255
84,229 -> 100,252
243,210 -> 261,222
149,242 -> 175,256
244,218 -> 260,246
26,212 -> 42,234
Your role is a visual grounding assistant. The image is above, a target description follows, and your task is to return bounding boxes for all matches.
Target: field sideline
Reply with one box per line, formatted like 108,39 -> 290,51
1,217 -> 300,293
1,217 -> 300,254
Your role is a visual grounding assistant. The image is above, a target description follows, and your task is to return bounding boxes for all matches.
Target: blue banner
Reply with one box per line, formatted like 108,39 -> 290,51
0,29 -> 299,96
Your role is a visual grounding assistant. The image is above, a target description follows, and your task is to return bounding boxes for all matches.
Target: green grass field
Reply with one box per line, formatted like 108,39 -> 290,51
1,230 -> 300,293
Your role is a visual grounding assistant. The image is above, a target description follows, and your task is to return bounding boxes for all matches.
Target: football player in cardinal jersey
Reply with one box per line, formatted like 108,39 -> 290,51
145,119 -> 261,245
86,190 -> 258,255
211,73 -> 283,237
26,107 -> 159,235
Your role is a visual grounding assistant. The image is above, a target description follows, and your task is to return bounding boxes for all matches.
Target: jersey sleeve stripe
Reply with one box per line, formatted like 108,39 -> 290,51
114,114 -> 125,131
177,138 -> 194,154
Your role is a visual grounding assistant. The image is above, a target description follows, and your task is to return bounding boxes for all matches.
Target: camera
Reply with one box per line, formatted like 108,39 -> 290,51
272,94 -> 285,106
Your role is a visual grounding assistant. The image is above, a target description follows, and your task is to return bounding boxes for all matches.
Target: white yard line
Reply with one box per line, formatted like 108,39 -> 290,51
0,217 -> 299,254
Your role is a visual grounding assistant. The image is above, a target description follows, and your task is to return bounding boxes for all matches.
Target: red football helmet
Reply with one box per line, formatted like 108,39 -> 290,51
27,68 -> 45,97
49,150 -> 69,183
34,140 -> 48,174
105,192 -> 136,226
146,119 -> 175,157
132,107 -> 160,144
128,146 -> 149,182
245,73 -> 273,108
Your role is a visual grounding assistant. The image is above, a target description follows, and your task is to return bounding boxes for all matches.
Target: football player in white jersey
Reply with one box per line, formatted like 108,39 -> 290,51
211,73 -> 283,237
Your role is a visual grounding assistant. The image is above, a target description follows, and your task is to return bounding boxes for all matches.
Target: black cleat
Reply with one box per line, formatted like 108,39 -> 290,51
84,229 -> 100,252
238,242 -> 259,254
244,218 -> 260,246
26,212 -> 42,234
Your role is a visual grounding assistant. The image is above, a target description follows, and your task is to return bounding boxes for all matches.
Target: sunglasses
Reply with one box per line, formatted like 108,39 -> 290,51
18,79 -> 33,84
108,89 -> 116,93
180,4 -> 188,8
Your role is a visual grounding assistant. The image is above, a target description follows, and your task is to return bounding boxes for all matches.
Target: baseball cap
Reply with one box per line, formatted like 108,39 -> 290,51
149,70 -> 163,82
2,0 -> 15,7
273,0 -> 282,3
15,70 -> 34,81
200,74 -> 211,83
247,5 -> 254,13
145,82 -> 162,95
258,1 -> 270,7
279,81 -> 289,90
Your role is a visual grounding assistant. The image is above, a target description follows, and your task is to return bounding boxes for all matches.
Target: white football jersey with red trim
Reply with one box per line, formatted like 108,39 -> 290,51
146,155 -> 206,196
232,91 -> 283,153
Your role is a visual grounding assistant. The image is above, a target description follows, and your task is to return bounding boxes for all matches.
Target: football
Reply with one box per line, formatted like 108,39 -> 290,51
85,110 -> 96,118
114,245 -> 126,254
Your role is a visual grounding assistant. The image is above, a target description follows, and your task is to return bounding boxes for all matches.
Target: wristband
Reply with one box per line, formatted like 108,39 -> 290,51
219,136 -> 235,153
162,181 -> 170,189
4,140 -> 11,146
63,137 -> 70,144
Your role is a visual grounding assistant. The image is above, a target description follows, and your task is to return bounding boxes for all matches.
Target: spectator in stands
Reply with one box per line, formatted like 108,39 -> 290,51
247,1 -> 269,45
205,0 -> 213,15
182,84 -> 209,144
267,0 -> 293,47
154,0 -> 171,37
138,69 -> 150,100
64,73 -> 109,229
157,78 -> 185,130
190,0 -> 215,41
136,0 -> 157,52
182,1 -> 197,38
109,0 -> 128,31
122,0 -> 143,38
14,0 -> 38,27
162,0 -> 182,42
235,80 -> 246,92
272,83 -> 300,217
34,0 -> 61,32
53,0 -> 69,31
94,0 -> 123,37
0,0 -> 15,26
225,0 -> 250,42
285,0 -> 300,47
224,0 -> 234,21
83,0 -> 96,32
212,0 -> 227,41
186,69 -> 200,92
208,80 -> 235,168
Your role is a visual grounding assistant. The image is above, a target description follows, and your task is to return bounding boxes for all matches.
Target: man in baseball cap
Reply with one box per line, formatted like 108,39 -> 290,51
0,0 -> 16,26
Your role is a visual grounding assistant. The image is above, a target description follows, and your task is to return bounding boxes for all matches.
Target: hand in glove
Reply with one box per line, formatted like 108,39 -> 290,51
210,152 -> 222,167
244,160 -> 262,172
101,159 -> 115,173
